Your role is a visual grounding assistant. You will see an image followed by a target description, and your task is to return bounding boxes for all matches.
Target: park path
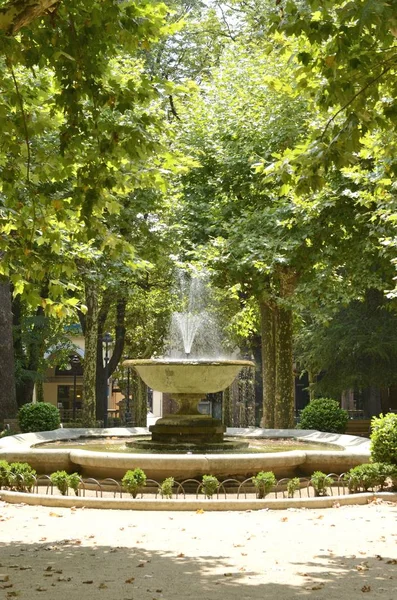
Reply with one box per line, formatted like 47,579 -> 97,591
0,500 -> 396,599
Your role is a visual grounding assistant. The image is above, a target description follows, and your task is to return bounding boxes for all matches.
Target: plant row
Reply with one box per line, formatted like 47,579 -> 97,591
1,461 -> 396,499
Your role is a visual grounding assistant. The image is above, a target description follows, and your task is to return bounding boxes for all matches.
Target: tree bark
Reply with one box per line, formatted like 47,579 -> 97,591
259,298 -> 277,428
274,306 -> 295,428
0,0 -> 60,35
95,292 -> 126,419
81,282 -> 98,426
0,280 -> 18,424
13,294 -> 48,407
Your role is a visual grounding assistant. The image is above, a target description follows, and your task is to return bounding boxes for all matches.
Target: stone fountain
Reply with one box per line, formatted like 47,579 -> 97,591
123,358 -> 254,450
124,274 -> 254,450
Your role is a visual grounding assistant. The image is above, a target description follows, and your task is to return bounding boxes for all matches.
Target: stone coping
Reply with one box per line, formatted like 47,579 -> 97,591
0,426 -> 371,452
1,489 -> 395,511
0,427 -> 371,482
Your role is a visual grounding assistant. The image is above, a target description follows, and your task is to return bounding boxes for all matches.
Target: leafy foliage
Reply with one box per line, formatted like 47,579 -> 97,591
121,467 -> 147,498
287,476 -> 301,498
371,413 -> 397,465
252,471 -> 276,499
7,461 -> 36,492
18,402 -> 60,432
310,471 -> 333,496
343,462 -> 397,493
160,476 -> 174,499
50,470 -> 81,495
299,398 -> 348,433
200,474 -> 219,499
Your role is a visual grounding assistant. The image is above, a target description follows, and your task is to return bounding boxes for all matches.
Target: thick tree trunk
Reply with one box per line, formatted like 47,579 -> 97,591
95,292 -> 126,420
259,299 -> 276,428
81,283 -> 98,426
0,280 -> 18,424
274,306 -> 295,428
13,295 -> 48,407
0,0 -> 60,35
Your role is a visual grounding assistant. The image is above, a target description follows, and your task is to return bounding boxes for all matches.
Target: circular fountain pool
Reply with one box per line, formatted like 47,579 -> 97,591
0,427 -> 371,481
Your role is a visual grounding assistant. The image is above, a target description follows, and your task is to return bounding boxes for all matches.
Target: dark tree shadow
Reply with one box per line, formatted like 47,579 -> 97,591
0,536 -> 396,599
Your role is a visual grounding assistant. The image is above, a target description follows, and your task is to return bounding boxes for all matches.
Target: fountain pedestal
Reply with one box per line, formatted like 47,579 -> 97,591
150,393 -> 225,444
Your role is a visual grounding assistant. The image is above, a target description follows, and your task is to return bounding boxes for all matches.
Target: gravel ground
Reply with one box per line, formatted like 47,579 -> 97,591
0,499 -> 396,600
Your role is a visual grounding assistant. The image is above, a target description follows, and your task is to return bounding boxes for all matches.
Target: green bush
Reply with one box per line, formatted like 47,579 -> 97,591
0,459 -> 10,488
160,477 -> 174,499
370,413 -> 397,465
310,471 -> 333,496
201,475 -> 219,499
8,462 -> 36,492
252,471 -> 276,499
50,471 -> 70,495
68,472 -> 81,496
299,398 -> 348,433
122,468 -> 147,498
18,402 -> 60,433
287,477 -> 301,498
344,463 -> 397,493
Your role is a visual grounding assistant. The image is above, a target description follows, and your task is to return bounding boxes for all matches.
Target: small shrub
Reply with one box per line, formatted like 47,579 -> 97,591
8,462 -> 36,492
160,477 -> 174,499
0,459 -> 10,488
68,472 -> 81,496
122,468 -> 147,498
50,471 -> 81,496
310,471 -> 333,496
201,475 -> 219,499
344,463 -> 397,493
252,471 -> 276,499
287,477 -> 301,498
370,413 -> 397,465
50,471 -> 70,495
298,398 -> 348,433
18,402 -> 60,433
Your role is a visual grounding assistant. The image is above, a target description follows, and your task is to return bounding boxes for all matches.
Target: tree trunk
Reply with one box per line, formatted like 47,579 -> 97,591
274,306 -> 295,429
81,282 -> 98,426
0,280 -> 18,423
13,294 -> 48,407
259,299 -> 276,428
95,292 -> 126,420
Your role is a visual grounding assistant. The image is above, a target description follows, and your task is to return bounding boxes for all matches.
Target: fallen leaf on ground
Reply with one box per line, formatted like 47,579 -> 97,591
361,585 -> 371,592
125,578 -> 135,584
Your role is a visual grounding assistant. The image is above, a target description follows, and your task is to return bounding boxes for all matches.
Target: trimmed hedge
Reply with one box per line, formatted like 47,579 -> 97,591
299,398 -> 348,433
18,402 -> 60,433
371,413 -> 397,465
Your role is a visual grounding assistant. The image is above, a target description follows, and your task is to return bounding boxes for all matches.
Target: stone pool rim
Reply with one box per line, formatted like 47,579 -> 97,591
0,427 -> 371,481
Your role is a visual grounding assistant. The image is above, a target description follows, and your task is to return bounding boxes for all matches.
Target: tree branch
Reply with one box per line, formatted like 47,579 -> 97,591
0,0 -> 60,35
321,64 -> 393,140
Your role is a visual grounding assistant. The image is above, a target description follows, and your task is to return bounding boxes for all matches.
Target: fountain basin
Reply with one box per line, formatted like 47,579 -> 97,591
124,359 -> 255,448
0,428 -> 371,481
123,359 -> 254,395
